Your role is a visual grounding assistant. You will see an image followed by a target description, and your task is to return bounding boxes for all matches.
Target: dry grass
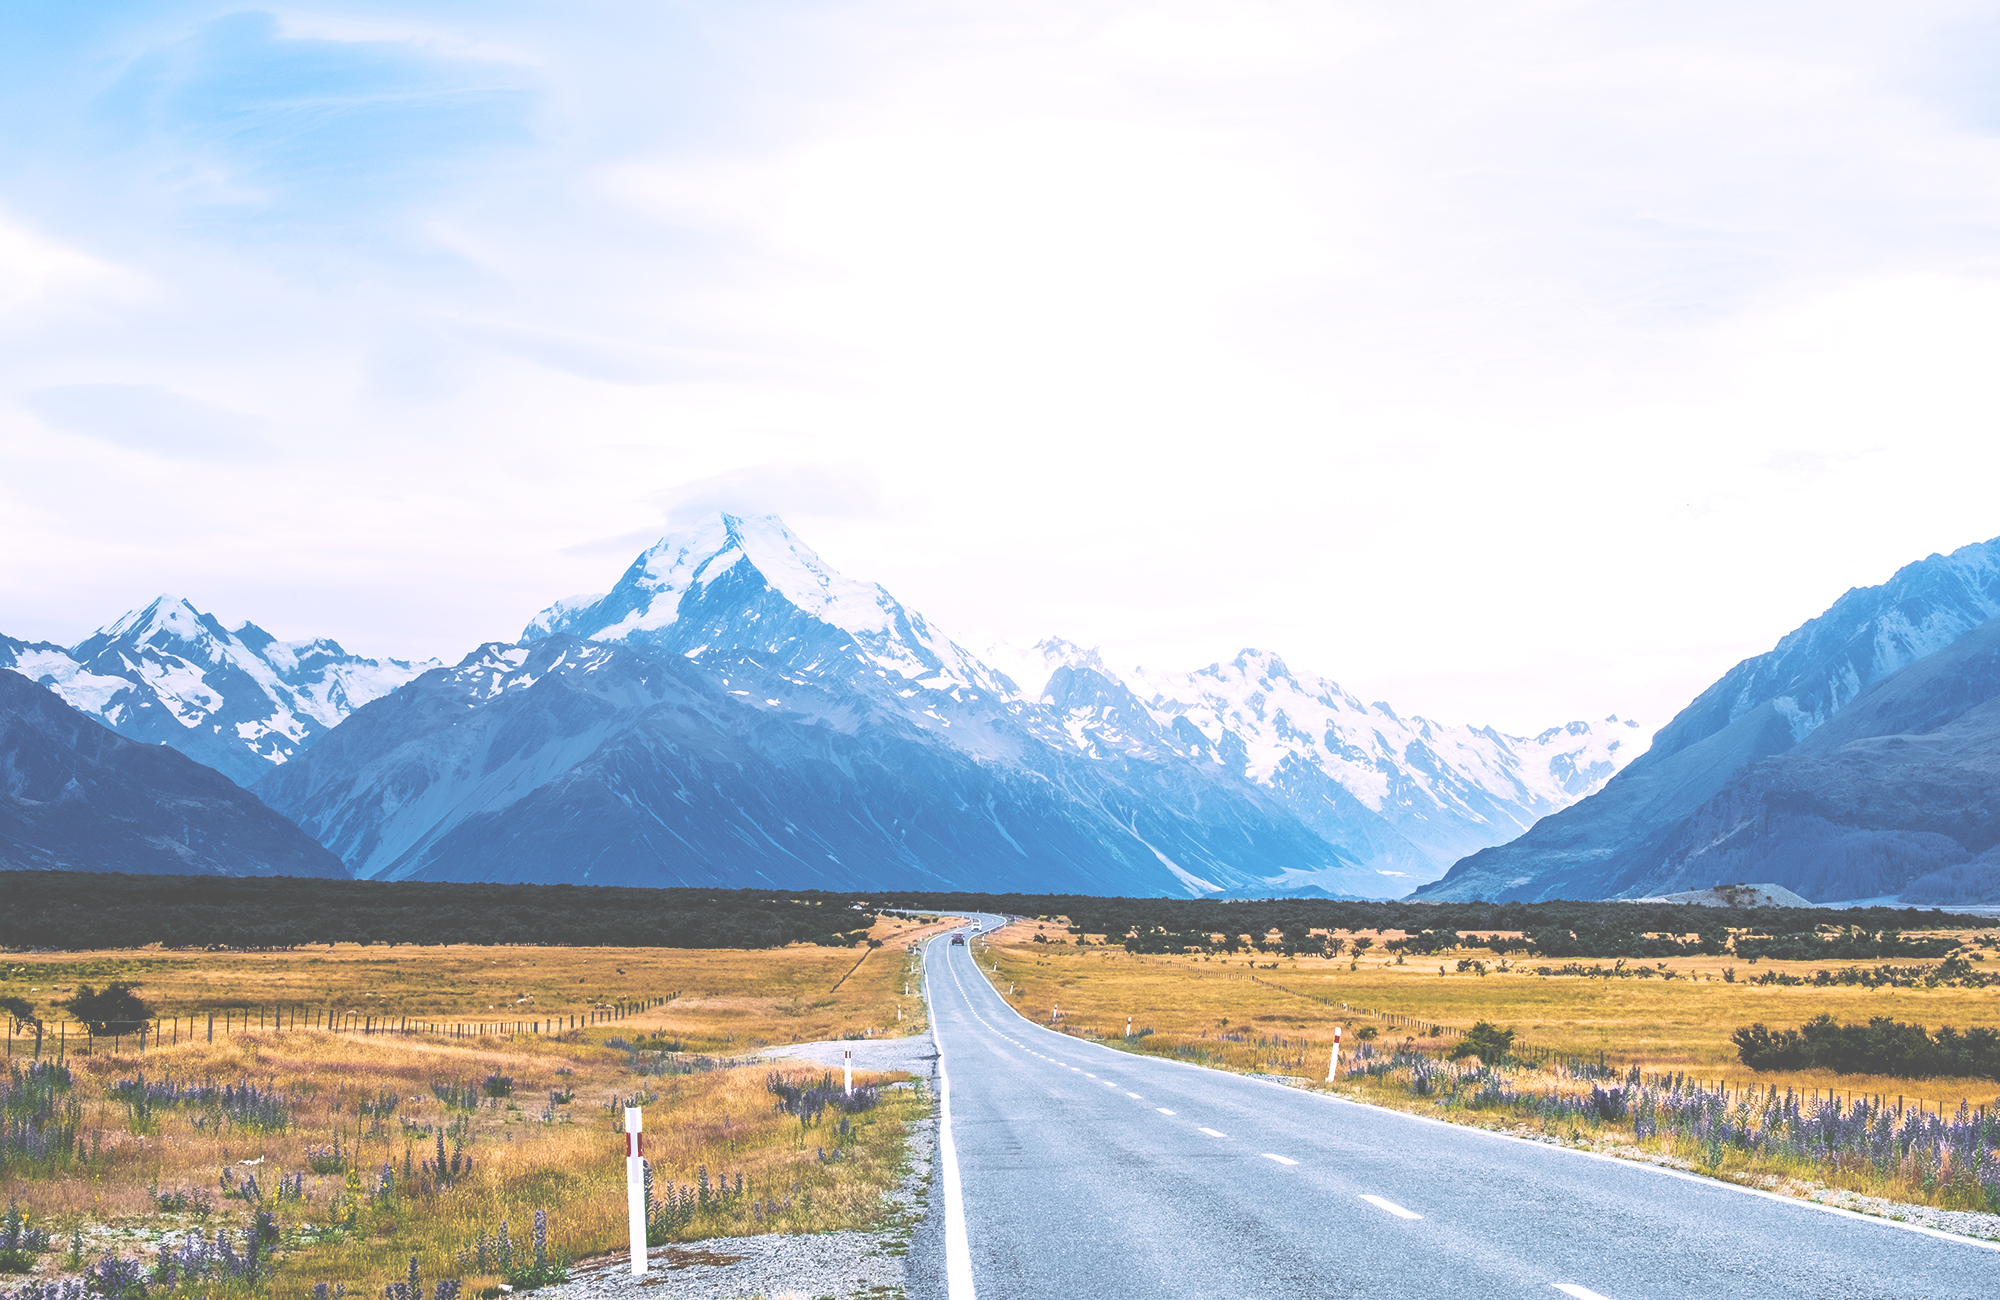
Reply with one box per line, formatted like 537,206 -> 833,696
0,915 -> 956,1298
982,919 -> 2000,1108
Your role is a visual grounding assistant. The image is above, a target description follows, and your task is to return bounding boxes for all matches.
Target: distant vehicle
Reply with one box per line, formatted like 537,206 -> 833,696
950,933 -> 967,946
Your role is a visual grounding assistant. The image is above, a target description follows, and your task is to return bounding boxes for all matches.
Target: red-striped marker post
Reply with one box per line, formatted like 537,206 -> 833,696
625,1107 -> 645,1275
1328,1026 -> 1342,1082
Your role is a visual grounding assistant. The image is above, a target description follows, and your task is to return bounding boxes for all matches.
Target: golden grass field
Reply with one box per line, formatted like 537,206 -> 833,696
0,912 -> 960,1299
974,917 -> 2000,1213
981,917 -> 2000,1106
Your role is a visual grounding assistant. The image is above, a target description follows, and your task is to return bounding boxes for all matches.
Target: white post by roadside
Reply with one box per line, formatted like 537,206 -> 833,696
844,1047 -> 853,1097
625,1106 -> 646,1275
1126,1016 -> 1132,1039
1327,1026 -> 1342,1082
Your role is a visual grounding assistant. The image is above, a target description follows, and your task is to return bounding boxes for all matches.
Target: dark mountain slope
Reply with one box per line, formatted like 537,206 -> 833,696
0,669 -> 347,877
258,637 -> 1353,893
1608,616 -> 2000,902
1417,536 -> 2000,901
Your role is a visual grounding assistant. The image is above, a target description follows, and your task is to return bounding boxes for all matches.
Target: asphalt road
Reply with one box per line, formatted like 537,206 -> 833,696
922,917 -> 2000,1300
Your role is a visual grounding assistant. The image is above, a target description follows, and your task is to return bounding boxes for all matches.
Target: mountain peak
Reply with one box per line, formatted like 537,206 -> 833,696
521,512 -> 1004,697
93,595 -> 220,648
525,512 -> 890,645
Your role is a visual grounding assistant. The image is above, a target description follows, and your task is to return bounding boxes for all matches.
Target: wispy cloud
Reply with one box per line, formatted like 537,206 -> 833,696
22,383 -> 272,459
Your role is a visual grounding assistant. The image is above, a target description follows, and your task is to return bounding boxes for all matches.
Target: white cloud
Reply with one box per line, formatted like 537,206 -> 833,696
0,212 -> 145,324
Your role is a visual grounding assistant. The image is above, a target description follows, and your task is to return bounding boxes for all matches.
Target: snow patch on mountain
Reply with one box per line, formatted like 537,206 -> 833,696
524,512 -> 1012,701
1,597 -> 437,786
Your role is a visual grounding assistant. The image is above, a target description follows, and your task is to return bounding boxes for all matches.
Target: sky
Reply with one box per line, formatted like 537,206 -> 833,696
3,1 -> 2000,737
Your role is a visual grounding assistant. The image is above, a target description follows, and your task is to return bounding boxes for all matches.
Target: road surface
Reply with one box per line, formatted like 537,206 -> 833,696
921,917 -> 2000,1300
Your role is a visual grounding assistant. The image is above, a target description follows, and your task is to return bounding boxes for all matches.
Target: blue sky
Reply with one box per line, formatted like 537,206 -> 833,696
5,2 -> 2000,733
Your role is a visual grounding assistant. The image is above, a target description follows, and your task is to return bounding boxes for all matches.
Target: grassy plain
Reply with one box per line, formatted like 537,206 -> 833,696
0,912 -> 957,1298
982,918 -> 2000,1106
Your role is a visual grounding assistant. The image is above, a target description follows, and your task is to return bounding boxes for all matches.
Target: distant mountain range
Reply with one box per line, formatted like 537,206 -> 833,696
0,669 -> 346,877
1416,536 -> 2000,903
13,517 -> 2000,902
248,513 -> 1634,895
0,598 -> 434,786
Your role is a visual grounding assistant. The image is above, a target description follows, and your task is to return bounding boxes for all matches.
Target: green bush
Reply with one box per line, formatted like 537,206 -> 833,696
63,983 -> 153,1035
1733,1014 -> 2000,1080
1448,1022 -> 1516,1063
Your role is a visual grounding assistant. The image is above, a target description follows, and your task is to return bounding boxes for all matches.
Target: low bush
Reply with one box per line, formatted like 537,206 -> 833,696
1733,1015 -> 2000,1080
1447,1022 -> 1516,1064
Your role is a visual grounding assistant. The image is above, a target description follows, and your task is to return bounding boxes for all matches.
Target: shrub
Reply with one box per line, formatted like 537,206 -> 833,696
63,984 -> 153,1036
1447,1022 -> 1516,1064
1733,1015 -> 2000,1080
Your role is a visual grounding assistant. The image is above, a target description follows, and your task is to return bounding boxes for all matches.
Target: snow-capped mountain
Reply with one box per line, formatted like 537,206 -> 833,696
257,633 -> 1358,892
484,513 -> 1632,895
0,597 -> 437,786
526,512 -> 1013,703
982,637 -> 1641,891
1,670 -> 346,877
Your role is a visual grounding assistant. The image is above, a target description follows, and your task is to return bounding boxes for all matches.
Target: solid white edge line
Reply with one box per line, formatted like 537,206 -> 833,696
1359,1194 -> 1422,1220
929,940 -> 977,1300
947,916 -> 2000,1258
1553,1285 -> 1612,1300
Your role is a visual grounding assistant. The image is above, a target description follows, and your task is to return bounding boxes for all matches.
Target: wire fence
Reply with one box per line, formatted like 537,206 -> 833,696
2,996 -> 668,1060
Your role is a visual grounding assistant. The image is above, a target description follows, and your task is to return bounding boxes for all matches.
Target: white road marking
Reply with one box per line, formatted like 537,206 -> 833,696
1102,1080 -> 1117,1088
1156,1107 -> 1176,1115
1199,1127 -> 1227,1137
1261,1153 -> 1299,1166
1125,1091 -> 1142,1099
1553,1287 -> 1612,1300
1360,1194 -> 1421,1220
929,947 -> 977,1300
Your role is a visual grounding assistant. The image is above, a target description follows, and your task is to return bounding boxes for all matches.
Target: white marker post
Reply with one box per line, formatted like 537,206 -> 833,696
624,1107 -> 645,1275
1126,1016 -> 1132,1039
1327,1026 -> 1342,1082
844,1047 -> 853,1097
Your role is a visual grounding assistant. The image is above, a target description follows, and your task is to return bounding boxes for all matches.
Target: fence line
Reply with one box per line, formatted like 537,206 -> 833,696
1,995 -> 667,1060
1246,974 -> 1466,1040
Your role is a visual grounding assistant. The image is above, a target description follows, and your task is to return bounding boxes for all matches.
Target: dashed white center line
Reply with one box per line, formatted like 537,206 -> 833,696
1199,1127 -> 1227,1138
1360,1194 -> 1421,1220
1156,1107 -> 1176,1115
1261,1153 -> 1299,1166
1553,1287 -> 1612,1300
1102,1080 -> 1117,1088
1125,1091 -> 1142,1099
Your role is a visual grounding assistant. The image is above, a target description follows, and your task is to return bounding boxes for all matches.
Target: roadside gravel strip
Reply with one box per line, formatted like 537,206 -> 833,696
537,1034 -> 940,1300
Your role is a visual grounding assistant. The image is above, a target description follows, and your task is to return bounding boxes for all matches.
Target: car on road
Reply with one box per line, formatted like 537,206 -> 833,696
951,932 -> 966,945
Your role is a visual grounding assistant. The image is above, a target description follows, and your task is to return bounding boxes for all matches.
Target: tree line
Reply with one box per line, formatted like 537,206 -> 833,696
861,891 -> 1984,960
0,871 -> 878,951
